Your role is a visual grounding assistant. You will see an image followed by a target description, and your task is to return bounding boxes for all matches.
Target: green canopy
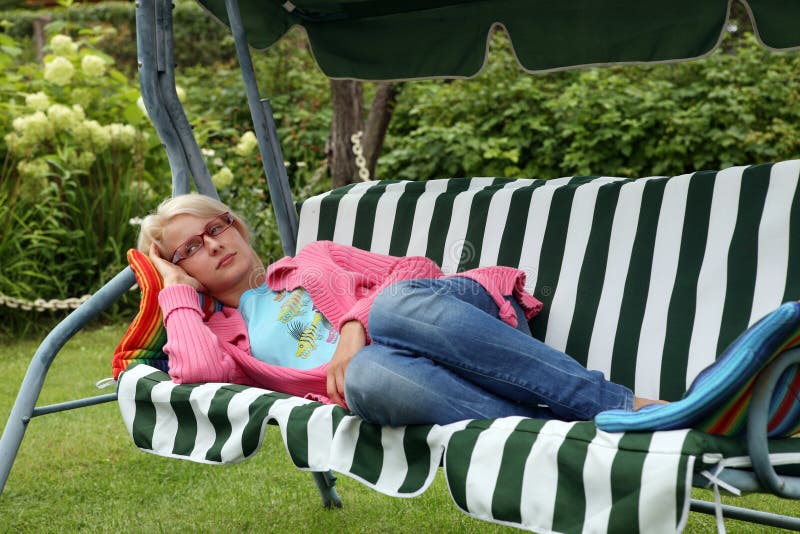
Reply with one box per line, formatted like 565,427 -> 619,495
197,0 -> 800,80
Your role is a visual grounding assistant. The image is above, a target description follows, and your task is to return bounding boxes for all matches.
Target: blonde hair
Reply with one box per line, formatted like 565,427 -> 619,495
137,193 -> 250,255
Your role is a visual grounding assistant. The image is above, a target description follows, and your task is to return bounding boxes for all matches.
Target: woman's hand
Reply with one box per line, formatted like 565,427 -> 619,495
149,243 -> 207,292
326,320 -> 366,407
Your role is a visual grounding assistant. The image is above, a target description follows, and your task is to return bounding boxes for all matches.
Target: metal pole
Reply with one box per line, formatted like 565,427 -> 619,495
0,267 -> 134,496
223,0 -> 299,256
155,0 -> 218,199
747,347 -> 800,498
136,0 -> 191,196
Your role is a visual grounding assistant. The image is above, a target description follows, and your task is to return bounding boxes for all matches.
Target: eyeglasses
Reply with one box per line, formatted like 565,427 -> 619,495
171,212 -> 235,264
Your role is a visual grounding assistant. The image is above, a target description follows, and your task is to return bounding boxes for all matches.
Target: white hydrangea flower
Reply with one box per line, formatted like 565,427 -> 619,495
25,92 -> 50,111
72,151 -> 97,170
201,148 -> 215,157
234,131 -> 258,156
12,111 -> 54,145
49,35 -> 78,57
47,104 -> 82,132
175,85 -> 186,102
17,158 -> 50,178
81,55 -> 106,78
213,157 -> 224,168
211,167 -> 234,189
136,95 -> 148,115
44,56 -> 75,86
105,123 -> 137,148
73,119 -> 111,151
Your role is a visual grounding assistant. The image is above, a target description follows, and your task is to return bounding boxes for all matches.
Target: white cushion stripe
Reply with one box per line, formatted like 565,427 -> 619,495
749,161 -> 800,325
634,173 -> 692,398
684,166 -> 746,386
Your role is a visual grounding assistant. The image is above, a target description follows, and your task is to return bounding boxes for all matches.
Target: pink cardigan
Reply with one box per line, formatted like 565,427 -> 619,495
159,240 -> 543,404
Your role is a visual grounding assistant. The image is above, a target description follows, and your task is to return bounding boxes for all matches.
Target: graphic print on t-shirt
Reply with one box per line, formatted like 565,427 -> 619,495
239,285 -> 339,370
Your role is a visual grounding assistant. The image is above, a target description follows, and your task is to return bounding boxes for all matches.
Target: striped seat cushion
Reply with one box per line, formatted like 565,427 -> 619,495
118,363 -> 800,533
296,160 -> 800,401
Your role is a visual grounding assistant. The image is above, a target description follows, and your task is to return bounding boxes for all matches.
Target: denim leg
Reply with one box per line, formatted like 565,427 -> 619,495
363,278 -> 633,422
345,344 -> 553,426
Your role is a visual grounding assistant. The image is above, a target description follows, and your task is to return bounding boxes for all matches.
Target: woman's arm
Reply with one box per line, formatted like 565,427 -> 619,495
158,285 -> 241,384
326,320 -> 366,406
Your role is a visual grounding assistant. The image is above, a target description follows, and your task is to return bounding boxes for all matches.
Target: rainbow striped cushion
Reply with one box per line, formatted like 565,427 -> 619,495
111,249 -> 222,379
595,301 -> 800,437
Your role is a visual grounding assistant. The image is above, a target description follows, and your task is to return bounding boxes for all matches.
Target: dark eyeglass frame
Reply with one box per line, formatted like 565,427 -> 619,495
171,212 -> 235,264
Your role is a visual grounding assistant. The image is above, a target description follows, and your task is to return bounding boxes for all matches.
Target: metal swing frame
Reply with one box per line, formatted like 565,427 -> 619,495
3,0 -> 800,526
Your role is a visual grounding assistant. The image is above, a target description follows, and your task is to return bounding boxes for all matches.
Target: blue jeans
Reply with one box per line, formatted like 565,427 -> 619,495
344,277 -> 634,426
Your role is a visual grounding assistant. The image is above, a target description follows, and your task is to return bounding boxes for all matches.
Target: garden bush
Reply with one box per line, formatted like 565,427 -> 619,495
0,28 -> 169,336
379,32 -> 800,180
1,0 -> 234,72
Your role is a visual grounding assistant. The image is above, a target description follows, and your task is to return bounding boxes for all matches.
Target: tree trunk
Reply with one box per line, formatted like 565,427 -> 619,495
329,79 -> 364,188
329,80 -> 398,187
33,17 -> 51,62
363,82 -> 398,179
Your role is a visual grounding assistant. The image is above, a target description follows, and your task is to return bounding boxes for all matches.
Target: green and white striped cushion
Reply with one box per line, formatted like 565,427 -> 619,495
297,160 -> 800,401
118,160 -> 800,532
118,363 -> 800,532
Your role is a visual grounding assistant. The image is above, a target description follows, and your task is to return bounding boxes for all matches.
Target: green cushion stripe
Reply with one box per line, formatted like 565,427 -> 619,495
445,419 -> 493,511
315,183 -> 359,242
170,386 -> 198,456
659,171 -> 716,399
285,404 -> 317,468
675,454 -> 689,527
241,394 -> 278,457
489,419 -> 542,523
564,182 -> 622,366
131,374 -> 159,450
350,181 -> 396,250
530,179 -> 594,340
609,178 -> 668,388
784,176 -> 800,302
717,163 -> 772,355
398,424 -> 435,494
349,421 -> 385,484
496,181 -> 547,268
607,432 -> 653,533
425,179 -> 476,266
330,405 -> 347,435
205,386 -> 247,462
388,181 -> 428,256
457,182 -> 506,272
551,423 -> 596,533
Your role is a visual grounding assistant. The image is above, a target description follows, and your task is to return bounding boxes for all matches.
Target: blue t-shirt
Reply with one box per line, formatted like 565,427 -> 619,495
239,286 -> 340,370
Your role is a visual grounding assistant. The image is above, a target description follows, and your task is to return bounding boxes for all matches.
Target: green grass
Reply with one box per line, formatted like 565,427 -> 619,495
0,324 -> 797,532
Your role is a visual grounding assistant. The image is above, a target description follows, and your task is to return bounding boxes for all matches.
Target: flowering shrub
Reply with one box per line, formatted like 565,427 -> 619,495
0,29 -> 168,334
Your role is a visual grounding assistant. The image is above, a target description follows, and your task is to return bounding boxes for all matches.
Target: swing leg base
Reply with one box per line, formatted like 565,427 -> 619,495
312,470 -> 343,509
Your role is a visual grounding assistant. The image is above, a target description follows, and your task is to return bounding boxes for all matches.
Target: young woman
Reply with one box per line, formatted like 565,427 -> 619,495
138,194 -> 663,426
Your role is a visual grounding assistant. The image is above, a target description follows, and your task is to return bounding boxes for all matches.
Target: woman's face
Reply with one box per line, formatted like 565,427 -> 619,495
161,212 -> 258,295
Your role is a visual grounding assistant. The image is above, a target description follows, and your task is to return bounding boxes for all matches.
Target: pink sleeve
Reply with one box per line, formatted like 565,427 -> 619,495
158,284 -> 240,384
337,255 -> 443,341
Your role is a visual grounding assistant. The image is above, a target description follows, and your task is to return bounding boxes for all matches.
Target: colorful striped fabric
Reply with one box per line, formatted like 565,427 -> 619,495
595,301 -> 800,436
111,249 -> 221,379
111,249 -> 169,379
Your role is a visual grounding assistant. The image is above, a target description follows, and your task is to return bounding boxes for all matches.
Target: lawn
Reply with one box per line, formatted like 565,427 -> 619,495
0,324 -> 796,532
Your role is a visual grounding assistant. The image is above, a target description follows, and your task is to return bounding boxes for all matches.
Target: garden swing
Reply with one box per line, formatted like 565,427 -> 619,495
4,0 -> 800,532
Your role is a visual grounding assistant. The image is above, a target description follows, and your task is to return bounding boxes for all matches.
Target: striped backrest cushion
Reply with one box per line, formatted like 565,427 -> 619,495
295,160 -> 800,400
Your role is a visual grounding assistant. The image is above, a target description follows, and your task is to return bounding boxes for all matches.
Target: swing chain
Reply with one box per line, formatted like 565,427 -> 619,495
0,293 -> 91,312
350,131 -> 371,182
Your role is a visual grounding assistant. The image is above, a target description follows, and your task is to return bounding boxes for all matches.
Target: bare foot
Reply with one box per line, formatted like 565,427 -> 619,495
633,396 -> 669,411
